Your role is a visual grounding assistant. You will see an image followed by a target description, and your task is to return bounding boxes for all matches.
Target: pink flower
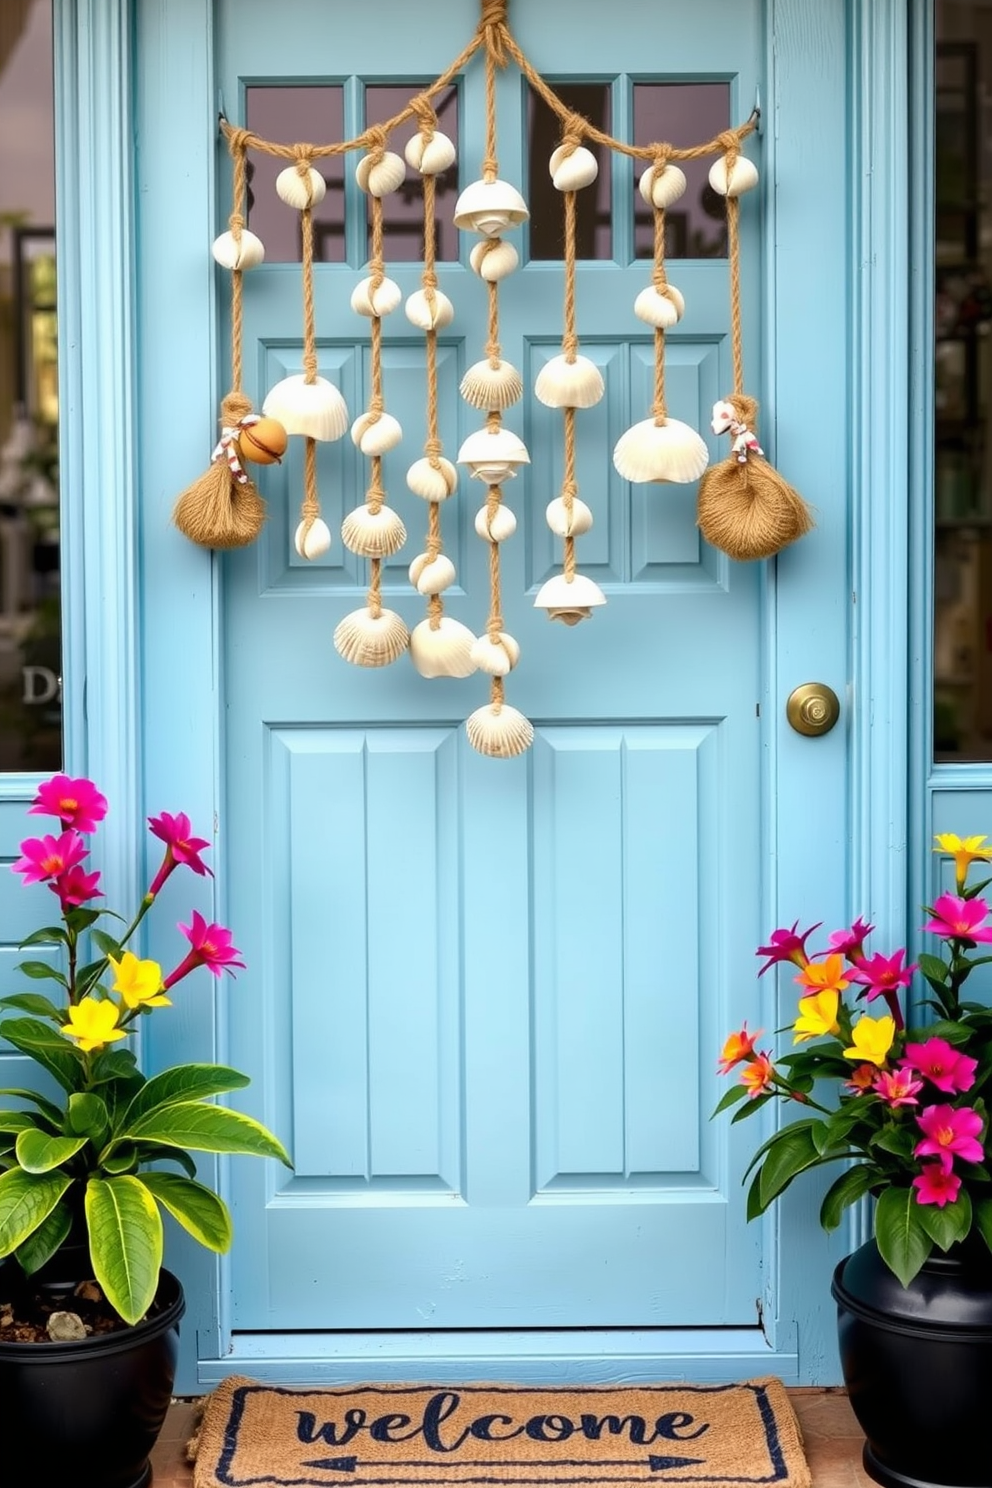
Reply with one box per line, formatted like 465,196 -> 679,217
12,831 -> 88,886
827,917 -> 875,961
756,921 -> 821,976
50,865 -> 103,908
29,775 -> 107,834
913,1164 -> 962,1207
914,1104 -> 984,1171
164,910 -> 245,987
901,1037 -> 978,1095
873,1068 -> 924,1108
848,950 -> 917,1000
924,893 -> 992,943
147,811 -> 213,897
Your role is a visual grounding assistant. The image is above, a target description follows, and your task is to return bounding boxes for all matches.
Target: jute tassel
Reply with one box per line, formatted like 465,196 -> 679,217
696,394 -> 814,561
171,391 -> 267,549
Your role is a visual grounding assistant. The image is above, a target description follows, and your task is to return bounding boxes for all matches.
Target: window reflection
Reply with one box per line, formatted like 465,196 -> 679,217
528,82 -> 612,261
246,87 -> 346,262
364,85 -> 459,262
633,83 -> 729,260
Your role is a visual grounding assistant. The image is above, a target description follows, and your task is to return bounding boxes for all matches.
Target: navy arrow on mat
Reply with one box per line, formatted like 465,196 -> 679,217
300,1456 -> 359,1472
648,1454 -> 707,1472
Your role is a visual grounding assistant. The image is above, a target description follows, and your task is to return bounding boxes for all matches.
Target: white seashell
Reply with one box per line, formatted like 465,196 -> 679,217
351,410 -> 403,456
294,517 -> 332,560
263,375 -> 349,441
534,353 -> 604,409
638,163 -> 687,210
613,417 -> 709,485
211,229 -> 265,270
409,616 -> 478,679
460,359 -> 523,412
633,284 -> 686,329
275,164 -> 327,210
534,572 -> 607,625
404,288 -> 455,330
350,275 -> 403,317
469,238 -> 519,281
407,456 -> 458,501
454,178 -> 529,236
334,606 -> 409,668
546,496 -> 593,537
474,503 -> 517,543
355,150 -> 406,197
470,632 -> 520,676
404,131 -> 457,176
549,144 -> 599,192
341,503 -> 407,558
408,551 -> 457,595
708,155 -> 759,197
457,426 -> 530,483
466,702 -> 534,758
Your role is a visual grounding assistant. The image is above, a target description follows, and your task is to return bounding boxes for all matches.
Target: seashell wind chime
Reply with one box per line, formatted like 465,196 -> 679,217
173,0 -> 812,759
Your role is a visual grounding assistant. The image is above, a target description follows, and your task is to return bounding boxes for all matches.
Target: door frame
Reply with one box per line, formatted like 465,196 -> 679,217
52,0 -> 916,1389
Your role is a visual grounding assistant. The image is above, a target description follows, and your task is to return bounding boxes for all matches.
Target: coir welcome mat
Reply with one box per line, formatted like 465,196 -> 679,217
189,1376 -> 811,1487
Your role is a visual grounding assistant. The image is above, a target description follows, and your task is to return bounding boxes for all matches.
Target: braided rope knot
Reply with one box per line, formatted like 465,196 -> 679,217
227,126 -> 253,155
365,125 -> 388,165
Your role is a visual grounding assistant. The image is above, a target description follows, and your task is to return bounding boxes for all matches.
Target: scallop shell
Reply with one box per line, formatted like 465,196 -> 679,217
546,496 -> 593,537
334,606 -> 409,668
613,417 -> 710,484
469,238 -> 519,281
549,144 -> 599,192
460,359 -> 523,412
533,572 -> 607,625
263,375 -> 349,441
638,163 -> 687,210
275,164 -> 327,209
470,632 -> 520,676
534,353 -> 604,409
409,551 -> 456,595
406,456 -> 458,502
404,130 -> 457,176
453,178 -> 529,236
351,410 -> 403,456
355,150 -> 407,197
340,503 -> 407,558
708,155 -> 759,197
404,288 -> 455,330
409,616 -> 478,679
350,275 -> 403,318
474,503 -> 517,543
457,426 -> 530,483
466,702 -> 534,758
294,517 -> 332,560
211,229 -> 265,270
633,284 -> 686,329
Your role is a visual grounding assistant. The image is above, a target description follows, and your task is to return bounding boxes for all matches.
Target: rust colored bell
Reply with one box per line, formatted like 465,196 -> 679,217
238,416 -> 288,465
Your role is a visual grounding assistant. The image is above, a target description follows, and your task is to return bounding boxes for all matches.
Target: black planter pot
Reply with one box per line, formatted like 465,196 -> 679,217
832,1238 -> 992,1488
0,1266 -> 185,1488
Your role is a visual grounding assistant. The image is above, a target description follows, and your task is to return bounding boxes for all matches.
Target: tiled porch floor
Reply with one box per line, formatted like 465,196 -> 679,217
150,1388 -> 872,1487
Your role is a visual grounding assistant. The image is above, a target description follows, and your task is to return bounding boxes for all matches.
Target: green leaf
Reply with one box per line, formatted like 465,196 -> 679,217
101,1142 -> 138,1175
64,908 -> 101,934
91,930 -> 123,959
123,1102 -> 291,1165
0,1089 -> 65,1128
0,1168 -> 73,1257
85,1176 -> 163,1325
15,1129 -> 88,1174
14,1199 -> 73,1275
0,1112 -> 43,1136
140,1171 -> 233,1252
710,1084 -> 751,1117
0,1017 -> 82,1094
871,1125 -> 917,1160
17,927 -> 68,949
919,1019 -> 972,1048
820,1165 -> 874,1231
918,953 -> 951,988
10,963 -> 66,986
745,1168 -> 764,1222
759,1125 -> 823,1208
135,1144 -> 197,1179
88,1049 -> 140,1086
874,1187 -> 933,1287
917,1188 -> 973,1252
731,1091 -> 775,1123
973,1196 -> 992,1257
0,993 -> 64,1020
67,1093 -> 109,1143
121,1065 -> 251,1129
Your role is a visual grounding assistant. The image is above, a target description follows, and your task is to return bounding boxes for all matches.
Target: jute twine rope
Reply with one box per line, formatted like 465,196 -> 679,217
297,148 -> 322,543
415,106 -> 448,632
560,158 -> 580,584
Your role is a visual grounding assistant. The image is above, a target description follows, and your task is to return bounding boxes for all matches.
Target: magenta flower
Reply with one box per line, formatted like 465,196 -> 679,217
924,893 -> 992,943
849,950 -> 916,1000
50,865 -> 103,908
873,1068 -> 924,1108
913,1164 -> 962,1207
164,910 -> 245,987
147,811 -> 213,897
901,1037 -> 978,1095
914,1104 -> 984,1171
756,921 -> 821,976
12,831 -> 88,886
827,917 -> 875,961
29,774 -> 108,834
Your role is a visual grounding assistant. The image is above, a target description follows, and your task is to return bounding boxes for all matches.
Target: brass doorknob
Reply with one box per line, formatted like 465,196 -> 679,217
786,682 -> 841,737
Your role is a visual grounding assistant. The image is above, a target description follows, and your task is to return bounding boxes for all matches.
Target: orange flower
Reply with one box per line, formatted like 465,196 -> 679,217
796,953 -> 850,997
740,1053 -> 775,1099
845,1062 -> 877,1094
718,1023 -> 761,1074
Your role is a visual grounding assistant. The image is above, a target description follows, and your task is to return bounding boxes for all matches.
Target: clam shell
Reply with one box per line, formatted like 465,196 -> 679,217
350,275 -> 403,317
466,702 -> 534,758
409,551 -> 457,595
534,571 -> 606,625
638,163 -> 687,210
633,284 -> 685,328
534,353 -> 604,409
404,130 -> 457,176
355,150 -> 407,197
613,417 -> 709,485
275,164 -> 327,209
457,426 -> 530,483
334,606 -> 409,668
453,178 -> 529,236
404,288 -> 455,330
708,155 -> 759,197
549,144 -> 599,192
294,517 -> 332,560
351,410 -> 403,456
460,359 -> 523,412
470,632 -> 520,676
546,496 -> 593,537
409,616 -> 478,679
341,503 -> 407,558
407,456 -> 458,501
263,375 -> 349,441
474,503 -> 517,543
469,238 -> 519,281
211,229 -> 265,270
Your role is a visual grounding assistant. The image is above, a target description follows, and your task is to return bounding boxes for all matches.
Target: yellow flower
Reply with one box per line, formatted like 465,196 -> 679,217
933,833 -> 992,890
109,951 -> 170,1010
843,1013 -> 896,1067
62,996 -> 127,1053
796,953 -> 849,996
793,989 -> 841,1043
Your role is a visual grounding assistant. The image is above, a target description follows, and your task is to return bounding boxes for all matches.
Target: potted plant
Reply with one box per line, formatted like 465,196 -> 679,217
716,833 -> 992,1488
0,773 -> 291,1488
